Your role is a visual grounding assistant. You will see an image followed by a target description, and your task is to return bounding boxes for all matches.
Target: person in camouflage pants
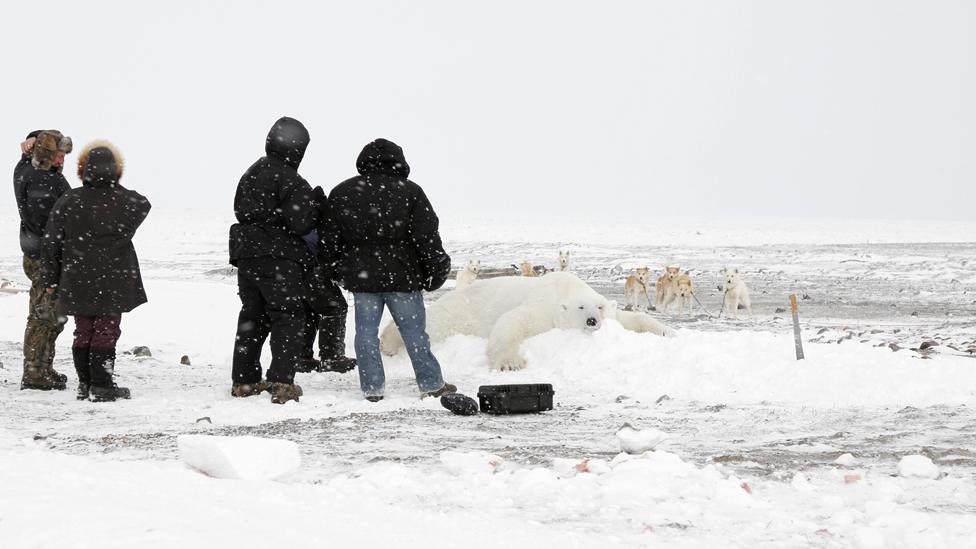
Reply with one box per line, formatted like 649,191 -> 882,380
14,130 -> 72,390
22,256 -> 66,389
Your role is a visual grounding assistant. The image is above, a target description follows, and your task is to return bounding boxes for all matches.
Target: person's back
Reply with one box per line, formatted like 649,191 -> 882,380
230,118 -> 319,268
325,138 -> 450,294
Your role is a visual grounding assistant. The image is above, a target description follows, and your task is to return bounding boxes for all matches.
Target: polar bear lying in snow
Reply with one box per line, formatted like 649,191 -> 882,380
380,272 -> 675,370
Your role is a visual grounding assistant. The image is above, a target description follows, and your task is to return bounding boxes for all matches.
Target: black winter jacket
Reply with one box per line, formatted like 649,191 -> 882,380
229,117 -> 321,267
320,139 -> 451,293
13,130 -> 71,259
41,143 -> 151,316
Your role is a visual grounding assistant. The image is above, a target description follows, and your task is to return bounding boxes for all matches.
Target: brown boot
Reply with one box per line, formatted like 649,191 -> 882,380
231,382 -> 269,398
269,382 -> 303,404
20,362 -> 67,391
421,382 -> 457,399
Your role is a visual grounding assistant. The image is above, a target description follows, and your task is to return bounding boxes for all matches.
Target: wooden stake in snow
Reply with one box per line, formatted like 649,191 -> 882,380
790,294 -> 805,360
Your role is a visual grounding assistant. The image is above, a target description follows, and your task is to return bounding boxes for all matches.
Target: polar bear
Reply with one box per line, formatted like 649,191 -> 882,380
380,272 -> 675,370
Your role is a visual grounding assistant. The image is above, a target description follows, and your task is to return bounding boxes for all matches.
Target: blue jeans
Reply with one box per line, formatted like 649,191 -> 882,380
353,292 -> 445,396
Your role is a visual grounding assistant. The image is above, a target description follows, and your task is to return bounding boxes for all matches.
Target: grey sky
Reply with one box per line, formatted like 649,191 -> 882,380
2,1 -> 973,220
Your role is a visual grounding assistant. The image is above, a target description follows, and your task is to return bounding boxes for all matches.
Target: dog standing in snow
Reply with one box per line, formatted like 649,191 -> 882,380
455,259 -> 481,289
520,261 -> 539,277
558,250 -> 571,272
624,267 -> 651,311
721,267 -> 752,319
654,266 -> 681,311
661,274 -> 695,316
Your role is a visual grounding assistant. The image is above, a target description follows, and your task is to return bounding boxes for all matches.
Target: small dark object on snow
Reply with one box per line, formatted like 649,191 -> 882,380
130,346 -> 152,357
180,355 -> 191,366
655,394 -> 672,404
801,294 -> 811,301
919,341 -> 939,350
889,343 -> 902,352
775,307 -> 786,314
478,384 -> 554,415
196,416 -> 212,424
440,393 -> 479,416
910,311 -> 919,317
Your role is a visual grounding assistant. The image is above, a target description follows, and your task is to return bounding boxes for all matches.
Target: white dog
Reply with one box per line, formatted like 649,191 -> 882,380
558,250 -> 571,272
721,267 -> 752,319
455,259 -> 481,289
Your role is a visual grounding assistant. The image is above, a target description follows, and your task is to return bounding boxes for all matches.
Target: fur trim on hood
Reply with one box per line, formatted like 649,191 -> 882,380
77,140 -> 125,182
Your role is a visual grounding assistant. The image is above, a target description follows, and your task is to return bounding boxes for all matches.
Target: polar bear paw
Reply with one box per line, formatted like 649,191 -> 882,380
496,356 -> 527,371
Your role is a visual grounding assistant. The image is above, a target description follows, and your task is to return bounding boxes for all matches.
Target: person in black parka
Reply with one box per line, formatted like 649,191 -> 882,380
13,129 -> 73,391
41,141 -> 151,402
228,117 -> 321,404
320,138 -> 454,401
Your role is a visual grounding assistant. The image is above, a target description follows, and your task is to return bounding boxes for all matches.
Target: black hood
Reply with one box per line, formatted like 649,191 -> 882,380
356,138 -> 410,178
265,117 -> 310,168
82,147 -> 118,186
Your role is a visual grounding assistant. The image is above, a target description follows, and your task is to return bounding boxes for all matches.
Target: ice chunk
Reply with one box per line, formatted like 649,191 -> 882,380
616,423 -> 668,454
177,435 -> 300,480
834,453 -> 857,466
897,455 -> 939,479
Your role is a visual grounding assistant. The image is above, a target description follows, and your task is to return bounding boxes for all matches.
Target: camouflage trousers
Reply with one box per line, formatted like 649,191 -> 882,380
22,256 -> 65,375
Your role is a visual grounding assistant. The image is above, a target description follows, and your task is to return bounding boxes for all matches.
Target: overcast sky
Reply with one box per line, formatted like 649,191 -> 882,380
2,0 -> 973,220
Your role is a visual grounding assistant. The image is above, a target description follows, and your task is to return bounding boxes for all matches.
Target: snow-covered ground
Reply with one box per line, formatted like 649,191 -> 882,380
1,209 -> 975,548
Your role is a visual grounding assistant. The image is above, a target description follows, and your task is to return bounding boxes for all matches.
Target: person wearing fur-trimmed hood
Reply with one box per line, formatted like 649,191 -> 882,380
41,141 -> 151,402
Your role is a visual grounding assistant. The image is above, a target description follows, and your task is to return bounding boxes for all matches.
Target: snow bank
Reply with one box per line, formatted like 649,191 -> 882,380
492,322 -> 976,407
2,447 -> 972,548
177,435 -> 300,480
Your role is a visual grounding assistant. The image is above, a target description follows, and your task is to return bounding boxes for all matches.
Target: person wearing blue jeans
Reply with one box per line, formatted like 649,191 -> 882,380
354,292 -> 445,398
320,138 -> 455,401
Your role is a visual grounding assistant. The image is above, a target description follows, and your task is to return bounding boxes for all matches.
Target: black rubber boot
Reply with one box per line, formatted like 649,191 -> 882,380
88,348 -> 130,402
72,347 -> 91,400
317,315 -> 356,372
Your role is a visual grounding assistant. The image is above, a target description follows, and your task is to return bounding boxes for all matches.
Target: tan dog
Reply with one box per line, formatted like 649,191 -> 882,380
661,274 -> 694,315
624,267 -> 651,311
654,266 -> 681,311
520,261 -> 538,277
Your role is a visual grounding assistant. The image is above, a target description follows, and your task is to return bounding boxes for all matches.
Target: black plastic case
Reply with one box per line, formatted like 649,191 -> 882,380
477,384 -> 554,414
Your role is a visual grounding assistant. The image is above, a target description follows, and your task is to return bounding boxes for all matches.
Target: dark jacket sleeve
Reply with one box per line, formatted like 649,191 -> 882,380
118,187 -> 152,238
318,191 -> 344,278
278,175 -> 320,236
40,194 -> 68,289
407,186 -> 451,291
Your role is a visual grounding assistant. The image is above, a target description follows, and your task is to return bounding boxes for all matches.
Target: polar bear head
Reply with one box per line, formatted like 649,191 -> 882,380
554,291 -> 611,331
